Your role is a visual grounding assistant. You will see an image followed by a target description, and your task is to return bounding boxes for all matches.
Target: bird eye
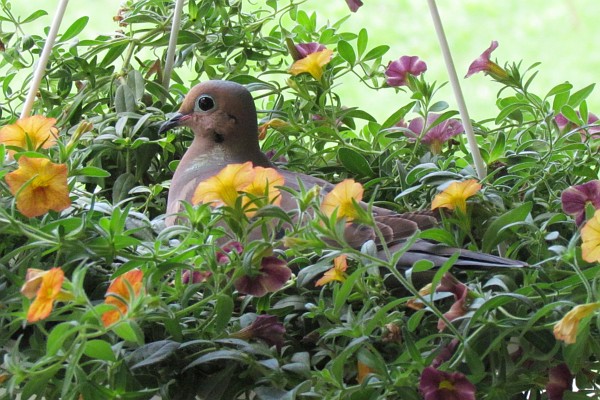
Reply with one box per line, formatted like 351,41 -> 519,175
196,95 -> 215,112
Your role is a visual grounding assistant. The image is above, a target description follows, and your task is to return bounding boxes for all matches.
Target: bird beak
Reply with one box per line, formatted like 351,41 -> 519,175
159,112 -> 189,134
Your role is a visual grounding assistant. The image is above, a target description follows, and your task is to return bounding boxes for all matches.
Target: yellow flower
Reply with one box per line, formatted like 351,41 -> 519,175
242,166 -> 285,216
5,157 -> 71,218
192,162 -> 256,208
288,49 -> 334,80
258,118 -> 289,140
406,282 -> 433,311
581,209 -> 600,262
553,302 -> 600,344
321,179 -> 364,221
431,179 -> 481,214
315,255 -> 348,286
101,269 -> 144,327
25,267 -> 68,323
0,115 -> 58,155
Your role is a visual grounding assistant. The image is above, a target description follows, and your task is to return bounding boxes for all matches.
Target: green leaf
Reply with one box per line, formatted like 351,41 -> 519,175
84,340 -> 116,362
61,16 -> 89,41
22,10 -> 48,24
130,340 -> 181,369
115,83 -> 136,113
337,147 -> 373,177
363,45 -> 389,61
212,294 -> 234,333
546,82 -> 572,98
333,268 -> 365,316
482,202 -> 532,252
112,320 -> 144,344
184,349 -> 249,371
337,40 -> 356,65
75,166 -> 111,178
568,83 -> 595,107
113,172 -> 137,203
47,322 -> 79,356
357,28 -> 368,57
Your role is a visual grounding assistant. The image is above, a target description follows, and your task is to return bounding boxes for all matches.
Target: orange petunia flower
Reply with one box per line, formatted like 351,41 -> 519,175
315,255 -> 348,287
581,209 -> 600,263
192,162 -> 256,208
431,179 -> 481,214
5,157 -> 71,218
288,49 -> 334,80
0,115 -> 58,155
321,179 -> 364,221
101,269 -> 144,327
357,360 -> 375,384
553,302 -> 600,344
242,166 -> 285,215
24,267 -> 69,323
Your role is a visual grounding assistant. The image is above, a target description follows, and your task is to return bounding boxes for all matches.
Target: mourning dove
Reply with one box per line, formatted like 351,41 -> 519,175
159,80 -> 526,270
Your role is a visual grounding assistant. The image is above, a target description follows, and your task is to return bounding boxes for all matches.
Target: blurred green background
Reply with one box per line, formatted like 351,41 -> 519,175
7,0 -> 600,121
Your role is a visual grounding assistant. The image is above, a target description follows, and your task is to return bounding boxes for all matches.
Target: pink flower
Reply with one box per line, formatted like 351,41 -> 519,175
385,56 -> 427,87
419,366 -> 476,400
234,256 -> 292,297
561,180 -> 600,226
231,314 -> 286,349
546,364 -> 573,400
436,273 -> 469,331
407,114 -> 464,154
555,112 -> 600,139
295,42 -> 326,59
465,40 -> 508,80
345,0 -> 364,12
182,270 -> 212,284
431,339 -> 460,368
216,241 -> 244,264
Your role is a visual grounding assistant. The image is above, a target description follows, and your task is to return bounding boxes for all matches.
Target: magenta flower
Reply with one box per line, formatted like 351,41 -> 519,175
216,241 -> 244,264
385,56 -> 427,87
436,273 -> 469,331
407,114 -> 464,154
231,314 -> 286,349
546,364 -> 573,400
182,270 -> 212,284
234,256 -> 292,297
345,0 -> 364,12
295,42 -> 326,59
431,339 -> 460,368
419,366 -> 476,400
465,40 -> 508,80
561,180 -> 600,225
555,112 -> 600,139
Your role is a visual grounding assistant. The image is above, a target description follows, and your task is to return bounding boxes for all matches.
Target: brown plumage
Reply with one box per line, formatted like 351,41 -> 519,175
160,80 -> 526,270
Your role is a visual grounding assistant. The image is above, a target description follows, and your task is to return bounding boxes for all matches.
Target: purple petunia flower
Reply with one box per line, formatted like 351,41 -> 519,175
555,112 -> 600,140
385,56 -> 427,87
345,0 -> 364,12
561,180 -> 600,226
216,241 -> 244,264
182,270 -> 212,284
234,256 -> 292,297
419,366 -> 476,400
295,42 -> 327,59
465,40 -> 508,80
406,114 -> 464,154
546,364 -> 573,400
231,314 -> 286,349
436,273 -> 469,331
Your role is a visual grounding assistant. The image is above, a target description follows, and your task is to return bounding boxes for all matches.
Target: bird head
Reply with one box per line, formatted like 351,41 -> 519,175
158,80 -> 259,145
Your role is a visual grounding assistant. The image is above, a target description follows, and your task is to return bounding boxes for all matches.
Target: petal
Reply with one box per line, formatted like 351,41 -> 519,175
192,162 -> 256,206
465,40 -> 498,78
321,179 -> 364,220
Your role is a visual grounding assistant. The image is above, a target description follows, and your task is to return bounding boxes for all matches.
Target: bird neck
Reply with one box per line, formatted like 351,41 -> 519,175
179,136 -> 272,174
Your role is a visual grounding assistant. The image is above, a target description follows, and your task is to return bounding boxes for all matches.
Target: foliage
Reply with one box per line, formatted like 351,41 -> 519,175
1,0 -> 599,399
